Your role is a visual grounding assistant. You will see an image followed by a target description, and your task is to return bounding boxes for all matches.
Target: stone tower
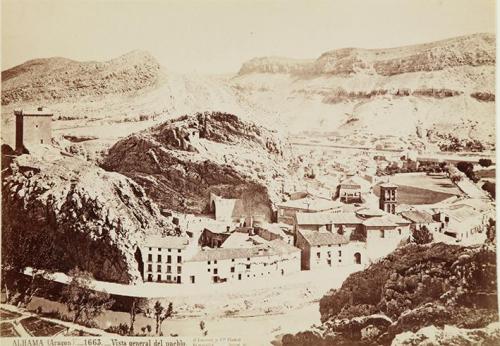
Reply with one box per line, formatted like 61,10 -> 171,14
379,183 -> 397,214
15,107 -> 53,152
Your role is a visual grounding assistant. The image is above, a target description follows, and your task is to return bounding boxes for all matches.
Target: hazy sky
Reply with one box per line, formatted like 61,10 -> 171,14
1,0 -> 496,73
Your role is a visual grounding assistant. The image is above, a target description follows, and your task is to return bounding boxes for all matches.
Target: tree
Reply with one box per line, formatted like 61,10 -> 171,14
482,182 -> 495,200
479,159 -> 492,167
412,225 -> 433,245
129,297 -> 149,335
200,320 -> 208,336
456,161 -> 477,182
147,301 -> 174,336
486,218 -> 496,243
61,268 -> 114,324
1,224 -> 58,307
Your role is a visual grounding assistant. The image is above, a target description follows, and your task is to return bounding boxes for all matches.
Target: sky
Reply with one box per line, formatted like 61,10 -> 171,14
1,0 -> 496,74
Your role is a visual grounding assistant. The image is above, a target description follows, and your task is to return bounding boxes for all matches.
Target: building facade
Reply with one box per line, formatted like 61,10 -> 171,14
14,107 -> 52,152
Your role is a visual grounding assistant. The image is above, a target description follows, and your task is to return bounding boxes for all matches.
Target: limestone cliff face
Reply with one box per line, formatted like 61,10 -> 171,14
102,112 -> 289,220
2,147 -> 175,283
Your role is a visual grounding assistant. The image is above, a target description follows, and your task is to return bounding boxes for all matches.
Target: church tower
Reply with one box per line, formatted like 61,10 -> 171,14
379,183 -> 397,214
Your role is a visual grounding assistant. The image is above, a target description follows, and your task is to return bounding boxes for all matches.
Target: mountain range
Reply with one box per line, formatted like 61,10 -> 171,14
1,33 -> 496,148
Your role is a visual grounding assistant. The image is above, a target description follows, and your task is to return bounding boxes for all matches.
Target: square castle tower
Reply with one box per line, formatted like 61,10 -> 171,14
14,107 -> 53,152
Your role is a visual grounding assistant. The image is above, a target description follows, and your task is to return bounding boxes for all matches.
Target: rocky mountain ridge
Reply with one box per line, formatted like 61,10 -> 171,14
1,33 -> 496,147
1,145 -> 177,283
101,112 -> 290,219
282,242 -> 498,345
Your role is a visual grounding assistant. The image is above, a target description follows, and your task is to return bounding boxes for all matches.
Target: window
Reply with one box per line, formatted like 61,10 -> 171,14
147,264 -> 152,272
214,260 -> 217,264
148,274 -> 153,282
327,259 -> 332,266
214,268 -> 218,274
157,265 -> 161,272
230,267 -> 235,273
149,247 -> 152,251
190,276 -> 195,284
264,263 -> 267,267
208,261 -> 211,265
327,251 -> 331,257
380,229 -> 385,238
246,264 -> 251,270
157,274 -> 161,281
167,275 -> 171,281
177,266 -> 182,274
178,249 -> 181,253
338,250 -> 342,257
167,266 -> 171,273
40,139 -> 43,144
168,249 -> 171,252
208,268 -> 211,272
157,254 -> 162,262
167,255 -> 171,263
36,125 -> 39,128
148,254 -> 152,262
398,229 -> 402,235
317,252 -> 321,258
177,256 -> 182,263
232,259 -> 235,262
247,257 -> 250,261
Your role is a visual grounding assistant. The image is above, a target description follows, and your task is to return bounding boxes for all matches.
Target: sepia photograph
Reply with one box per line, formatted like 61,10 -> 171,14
0,0 -> 498,345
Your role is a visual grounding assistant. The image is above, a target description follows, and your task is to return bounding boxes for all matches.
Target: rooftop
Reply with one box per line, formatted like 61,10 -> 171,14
186,239 -> 299,262
400,210 -> 435,224
15,107 -> 53,116
379,183 -> 398,188
278,197 -> 342,212
298,229 -> 349,247
142,235 -> 189,249
362,217 -> 398,227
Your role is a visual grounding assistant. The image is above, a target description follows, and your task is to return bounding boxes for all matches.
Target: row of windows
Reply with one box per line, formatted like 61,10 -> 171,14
207,258 -> 248,265
317,250 -> 342,258
148,247 -> 182,253
147,264 -> 182,274
147,254 -> 182,263
317,244 -> 342,248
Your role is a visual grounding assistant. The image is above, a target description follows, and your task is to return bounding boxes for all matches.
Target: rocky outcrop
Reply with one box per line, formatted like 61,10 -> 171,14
1,50 -> 161,105
238,33 -> 495,77
102,112 -> 289,219
2,147 -> 176,283
282,243 -> 498,345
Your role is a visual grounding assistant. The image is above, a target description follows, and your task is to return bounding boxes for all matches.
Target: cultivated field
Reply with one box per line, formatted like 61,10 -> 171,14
374,173 -> 462,205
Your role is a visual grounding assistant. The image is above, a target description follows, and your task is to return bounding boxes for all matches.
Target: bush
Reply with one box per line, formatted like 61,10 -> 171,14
412,226 -> 433,245
105,323 -> 129,336
479,159 -> 492,167
482,182 -> 495,199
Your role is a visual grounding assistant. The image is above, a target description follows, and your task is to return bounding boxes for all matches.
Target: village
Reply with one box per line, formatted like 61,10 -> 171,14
9,106 -> 496,290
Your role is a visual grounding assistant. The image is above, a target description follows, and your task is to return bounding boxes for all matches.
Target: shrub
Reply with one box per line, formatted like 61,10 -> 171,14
479,159 -> 492,167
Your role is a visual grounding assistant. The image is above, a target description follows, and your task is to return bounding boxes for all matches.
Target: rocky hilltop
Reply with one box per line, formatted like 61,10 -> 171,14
1,50 -> 161,106
2,146 -> 176,283
102,112 -> 289,219
233,33 -> 496,143
238,33 -> 495,77
282,242 -> 498,345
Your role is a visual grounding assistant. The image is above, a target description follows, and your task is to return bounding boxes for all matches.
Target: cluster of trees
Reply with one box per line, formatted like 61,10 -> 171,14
377,160 -> 447,176
439,137 -> 484,152
456,161 -> 479,183
482,181 -> 495,200
411,225 -> 434,245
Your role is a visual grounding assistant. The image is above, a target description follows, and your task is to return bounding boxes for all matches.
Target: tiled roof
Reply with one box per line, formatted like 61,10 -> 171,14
186,239 -> 299,262
142,235 -> 189,249
379,182 -> 398,188
400,210 -> 435,224
296,211 -> 363,226
278,197 -> 342,212
298,229 -> 349,246
362,217 -> 398,227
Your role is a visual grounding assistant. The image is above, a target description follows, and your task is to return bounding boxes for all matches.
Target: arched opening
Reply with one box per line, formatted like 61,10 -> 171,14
354,252 -> 361,264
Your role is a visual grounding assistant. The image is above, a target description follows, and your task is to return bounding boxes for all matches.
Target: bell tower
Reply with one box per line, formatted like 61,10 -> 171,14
379,183 -> 397,214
